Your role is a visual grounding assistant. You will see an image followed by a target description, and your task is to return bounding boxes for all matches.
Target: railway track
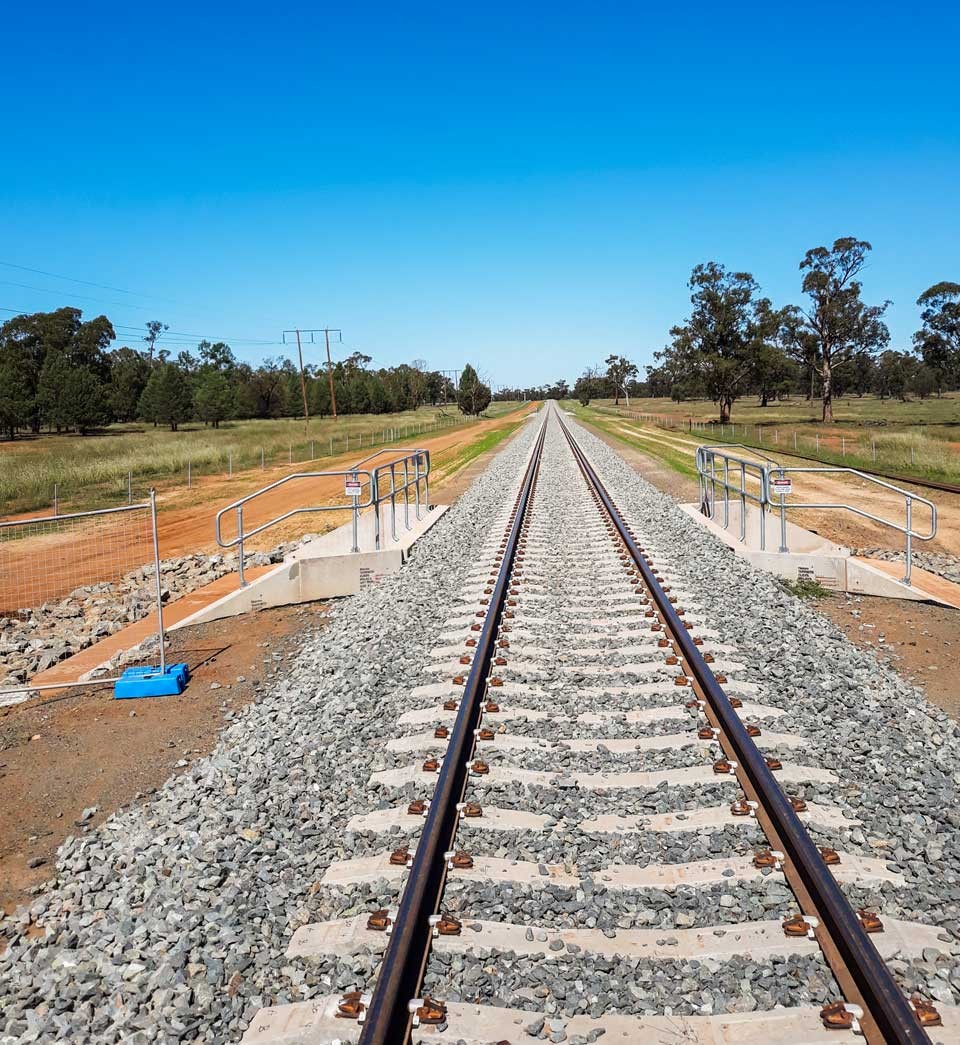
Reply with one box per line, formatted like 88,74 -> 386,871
245,404 -> 954,1043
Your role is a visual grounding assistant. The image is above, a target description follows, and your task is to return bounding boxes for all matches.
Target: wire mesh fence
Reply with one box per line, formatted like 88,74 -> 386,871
0,495 -> 165,696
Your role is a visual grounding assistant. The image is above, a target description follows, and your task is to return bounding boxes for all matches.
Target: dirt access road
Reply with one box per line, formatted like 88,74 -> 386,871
0,406 -> 535,609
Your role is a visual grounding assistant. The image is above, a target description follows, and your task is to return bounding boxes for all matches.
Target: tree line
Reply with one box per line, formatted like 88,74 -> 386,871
0,307 -> 493,439
564,239 -> 959,423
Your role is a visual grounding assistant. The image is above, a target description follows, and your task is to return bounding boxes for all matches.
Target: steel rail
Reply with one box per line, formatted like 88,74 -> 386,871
555,408 -> 931,1045
357,418 -> 549,1045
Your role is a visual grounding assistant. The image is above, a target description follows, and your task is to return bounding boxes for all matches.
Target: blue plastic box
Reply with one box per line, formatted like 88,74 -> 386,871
114,663 -> 190,699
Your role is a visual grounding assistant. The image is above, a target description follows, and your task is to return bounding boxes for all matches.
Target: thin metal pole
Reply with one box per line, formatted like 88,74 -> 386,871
842,437 -> 846,457
261,447 -> 265,469
722,457 -> 729,530
778,467 -> 788,553
373,469 -> 382,551
402,456 -> 410,529
237,505 -> 247,587
740,462 -> 746,542
903,499 -> 913,586
53,484 -> 58,517
389,462 -> 398,541
311,440 -> 315,460
149,490 -> 167,674
229,452 -> 233,476
350,469 -> 360,553
330,437 -> 333,456
187,460 -> 192,488
413,454 -> 422,520
289,443 -> 293,465
816,433 -> 819,453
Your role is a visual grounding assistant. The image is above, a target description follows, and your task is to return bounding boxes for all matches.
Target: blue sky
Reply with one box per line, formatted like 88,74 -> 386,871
2,1 -> 958,386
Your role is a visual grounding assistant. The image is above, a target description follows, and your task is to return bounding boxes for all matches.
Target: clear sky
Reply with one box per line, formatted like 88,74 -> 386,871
2,1 -> 958,387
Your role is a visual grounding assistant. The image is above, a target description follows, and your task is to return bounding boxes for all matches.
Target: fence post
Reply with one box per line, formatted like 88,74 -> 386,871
236,505 -> 247,587
187,460 -> 192,488
311,440 -> 315,460
872,438 -> 876,462
229,452 -> 233,476
53,484 -> 59,517
793,432 -> 797,451
149,489 -> 167,674
261,447 -> 265,469
903,498 -> 913,586
128,471 -> 133,504
815,433 -> 819,453
842,437 -> 846,457
330,437 -> 334,456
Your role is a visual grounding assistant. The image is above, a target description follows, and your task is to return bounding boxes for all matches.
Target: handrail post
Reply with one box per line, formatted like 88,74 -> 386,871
402,456 -> 410,529
423,452 -> 431,511
722,456 -> 729,530
389,462 -> 398,541
413,454 -> 422,520
903,497 -> 913,586
739,462 -> 746,542
777,466 -> 789,553
373,470 -> 382,551
760,466 -> 767,551
351,468 -> 360,553
237,505 -> 247,587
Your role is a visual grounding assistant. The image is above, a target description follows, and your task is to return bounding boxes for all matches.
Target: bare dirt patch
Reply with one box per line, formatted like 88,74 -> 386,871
813,594 -> 960,721
0,602 -> 328,917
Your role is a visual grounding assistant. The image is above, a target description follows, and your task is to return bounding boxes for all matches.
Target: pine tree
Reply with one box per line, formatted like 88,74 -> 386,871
193,368 -> 233,428
138,363 -> 193,431
457,364 -> 492,416
0,348 -> 32,439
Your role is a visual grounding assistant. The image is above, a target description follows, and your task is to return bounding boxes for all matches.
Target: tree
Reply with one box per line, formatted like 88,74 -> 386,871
0,346 -> 32,439
873,350 -> 910,401
910,364 -> 937,400
138,362 -> 192,430
605,355 -> 638,405
793,237 -> 890,422
657,262 -> 785,422
914,282 -> 960,389
109,348 -> 152,421
457,364 -> 491,415
144,320 -> 168,360
193,368 -> 234,427
61,367 -> 109,435
35,350 -> 74,430
752,342 -> 796,407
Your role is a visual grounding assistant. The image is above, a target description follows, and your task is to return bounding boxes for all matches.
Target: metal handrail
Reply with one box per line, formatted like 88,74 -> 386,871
697,446 -> 938,585
214,448 -> 430,587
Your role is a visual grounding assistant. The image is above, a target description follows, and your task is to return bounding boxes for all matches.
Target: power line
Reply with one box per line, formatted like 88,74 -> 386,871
0,260 -> 181,303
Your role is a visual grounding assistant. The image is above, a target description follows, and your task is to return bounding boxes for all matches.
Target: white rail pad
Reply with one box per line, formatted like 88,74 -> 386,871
240,997 -> 960,1044
286,913 -> 944,963
370,761 -> 837,790
584,801 -> 859,833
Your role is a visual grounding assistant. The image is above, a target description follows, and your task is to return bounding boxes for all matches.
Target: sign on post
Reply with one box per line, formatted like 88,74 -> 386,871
771,477 -> 792,497
344,479 -> 362,498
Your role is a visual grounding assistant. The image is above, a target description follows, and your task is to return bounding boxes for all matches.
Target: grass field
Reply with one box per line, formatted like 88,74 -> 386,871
588,394 -> 960,486
0,402 -> 527,516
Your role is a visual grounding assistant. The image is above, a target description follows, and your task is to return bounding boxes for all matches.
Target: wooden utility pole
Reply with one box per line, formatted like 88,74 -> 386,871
295,329 -> 310,429
324,328 -> 338,420
282,327 -> 342,422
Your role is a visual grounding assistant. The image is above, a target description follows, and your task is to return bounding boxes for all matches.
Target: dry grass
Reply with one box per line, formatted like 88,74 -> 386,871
0,403 -> 523,515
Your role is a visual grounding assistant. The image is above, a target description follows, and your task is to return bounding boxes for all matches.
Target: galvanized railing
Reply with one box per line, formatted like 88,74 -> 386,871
697,445 -> 937,585
215,448 -> 430,587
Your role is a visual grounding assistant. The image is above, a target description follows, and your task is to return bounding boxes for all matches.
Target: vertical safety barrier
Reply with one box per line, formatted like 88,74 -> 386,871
0,495 -> 167,699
